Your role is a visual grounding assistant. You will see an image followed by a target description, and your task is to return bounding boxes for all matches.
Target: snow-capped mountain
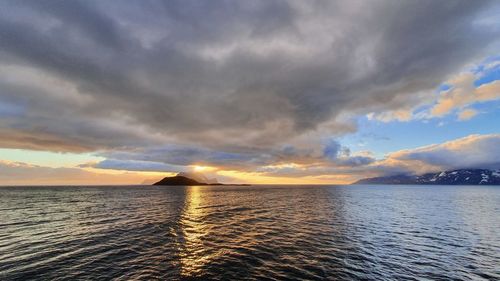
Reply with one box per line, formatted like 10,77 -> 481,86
354,169 -> 500,185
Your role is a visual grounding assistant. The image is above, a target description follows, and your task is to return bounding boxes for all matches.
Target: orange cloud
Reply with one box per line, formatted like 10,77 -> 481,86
0,160 -> 165,185
381,134 -> 500,173
457,109 -> 478,121
431,74 -> 500,118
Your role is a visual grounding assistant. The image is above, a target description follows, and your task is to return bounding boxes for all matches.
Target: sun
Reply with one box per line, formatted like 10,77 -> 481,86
193,165 -> 208,172
191,165 -> 217,173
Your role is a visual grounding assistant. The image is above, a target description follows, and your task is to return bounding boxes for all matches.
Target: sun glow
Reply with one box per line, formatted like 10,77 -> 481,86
193,165 -> 206,172
215,169 -> 352,185
192,165 -> 215,172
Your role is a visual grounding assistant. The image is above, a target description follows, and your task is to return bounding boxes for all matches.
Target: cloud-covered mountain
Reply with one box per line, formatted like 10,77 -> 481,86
354,169 -> 500,185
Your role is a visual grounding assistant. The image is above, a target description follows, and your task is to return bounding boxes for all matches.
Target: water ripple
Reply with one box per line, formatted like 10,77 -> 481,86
0,185 -> 498,280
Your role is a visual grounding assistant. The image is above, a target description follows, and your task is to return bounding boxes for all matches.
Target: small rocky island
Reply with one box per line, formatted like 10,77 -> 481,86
153,172 -> 249,186
354,169 -> 500,185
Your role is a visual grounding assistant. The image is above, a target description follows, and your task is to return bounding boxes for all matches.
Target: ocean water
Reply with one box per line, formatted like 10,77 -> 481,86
0,185 -> 498,280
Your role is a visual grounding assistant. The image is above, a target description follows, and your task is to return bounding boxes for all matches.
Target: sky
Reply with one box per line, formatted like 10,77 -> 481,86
0,0 -> 500,185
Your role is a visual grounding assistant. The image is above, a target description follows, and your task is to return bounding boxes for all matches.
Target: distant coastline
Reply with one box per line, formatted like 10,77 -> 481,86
353,169 -> 500,185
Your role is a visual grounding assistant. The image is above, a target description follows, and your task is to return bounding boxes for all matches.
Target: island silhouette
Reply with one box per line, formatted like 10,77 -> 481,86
153,172 -> 249,186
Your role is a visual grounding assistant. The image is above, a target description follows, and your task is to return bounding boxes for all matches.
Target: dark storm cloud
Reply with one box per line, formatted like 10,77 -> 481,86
98,145 -> 255,167
0,0 -> 499,170
90,159 -> 186,173
322,139 -> 374,167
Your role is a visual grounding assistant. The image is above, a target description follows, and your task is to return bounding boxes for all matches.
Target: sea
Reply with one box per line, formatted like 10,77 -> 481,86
0,185 -> 498,280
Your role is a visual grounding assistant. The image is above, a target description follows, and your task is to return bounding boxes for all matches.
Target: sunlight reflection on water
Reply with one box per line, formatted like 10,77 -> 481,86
178,186 -> 219,277
0,185 -> 498,280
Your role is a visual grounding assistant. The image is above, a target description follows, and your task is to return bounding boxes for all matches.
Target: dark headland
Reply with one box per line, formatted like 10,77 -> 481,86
153,173 -> 250,186
354,169 -> 500,185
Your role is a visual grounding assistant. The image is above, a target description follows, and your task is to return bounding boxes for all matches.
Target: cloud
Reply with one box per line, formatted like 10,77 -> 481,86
384,134 -> 500,172
431,73 -> 500,118
0,129 -> 94,152
96,144 -> 261,170
323,139 -> 375,167
367,109 -> 414,123
88,159 -> 187,173
368,60 -> 500,123
2,134 -> 499,185
255,134 -> 500,181
0,0 -> 499,175
323,140 -> 345,160
0,160 -> 159,185
457,108 -> 478,121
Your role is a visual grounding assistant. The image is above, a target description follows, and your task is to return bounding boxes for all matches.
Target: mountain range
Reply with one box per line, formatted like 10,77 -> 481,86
354,169 -> 500,185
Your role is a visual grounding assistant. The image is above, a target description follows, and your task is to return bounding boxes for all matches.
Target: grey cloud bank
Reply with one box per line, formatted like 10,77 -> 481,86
0,0 -> 499,177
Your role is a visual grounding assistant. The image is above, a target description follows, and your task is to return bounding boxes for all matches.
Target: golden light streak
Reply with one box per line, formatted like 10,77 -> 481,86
189,164 -> 217,172
216,169 -> 353,185
178,186 -> 225,277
